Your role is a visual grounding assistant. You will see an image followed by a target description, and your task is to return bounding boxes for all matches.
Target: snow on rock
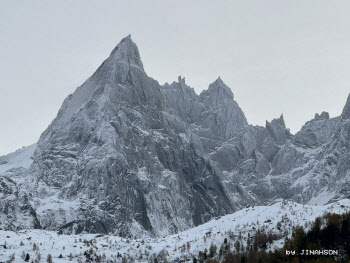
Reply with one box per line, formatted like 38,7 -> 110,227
2,35 -> 350,239
0,200 -> 349,262
0,144 -> 36,174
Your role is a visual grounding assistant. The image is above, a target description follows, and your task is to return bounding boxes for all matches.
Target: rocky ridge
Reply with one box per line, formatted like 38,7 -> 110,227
1,35 -> 350,237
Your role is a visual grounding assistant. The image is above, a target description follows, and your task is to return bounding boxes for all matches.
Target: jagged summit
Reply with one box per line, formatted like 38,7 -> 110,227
265,114 -> 284,129
341,93 -> 350,119
178,75 -> 186,85
269,114 -> 285,126
24,35 -> 239,236
265,114 -> 291,145
197,77 -> 248,140
201,77 -> 234,99
109,34 -> 144,70
314,111 -> 330,121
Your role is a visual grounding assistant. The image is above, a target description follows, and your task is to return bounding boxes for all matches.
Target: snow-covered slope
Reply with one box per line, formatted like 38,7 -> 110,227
1,200 -> 349,262
0,144 -> 36,174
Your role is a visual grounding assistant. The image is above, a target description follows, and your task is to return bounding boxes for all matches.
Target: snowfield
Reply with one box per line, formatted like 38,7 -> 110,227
1,199 -> 349,262
0,144 -> 36,174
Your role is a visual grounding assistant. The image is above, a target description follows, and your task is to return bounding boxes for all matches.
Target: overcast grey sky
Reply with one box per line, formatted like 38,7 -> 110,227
1,0 -> 350,155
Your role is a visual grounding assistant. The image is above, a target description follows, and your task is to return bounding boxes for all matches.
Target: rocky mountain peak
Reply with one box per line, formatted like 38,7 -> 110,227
267,114 -> 286,128
109,34 -> 144,70
314,111 -> 330,121
265,114 -> 291,145
196,77 -> 247,140
341,93 -> 350,119
4,35 -> 350,239
201,77 -> 234,100
177,75 -> 186,85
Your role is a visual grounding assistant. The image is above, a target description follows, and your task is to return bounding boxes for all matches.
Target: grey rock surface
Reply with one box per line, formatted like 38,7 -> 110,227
1,35 -> 350,236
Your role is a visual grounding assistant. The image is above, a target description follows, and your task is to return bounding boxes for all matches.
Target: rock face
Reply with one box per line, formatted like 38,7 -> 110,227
1,35 -> 350,236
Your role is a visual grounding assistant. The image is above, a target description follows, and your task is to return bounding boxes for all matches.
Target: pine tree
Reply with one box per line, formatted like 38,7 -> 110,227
234,241 -> 240,252
209,242 -> 217,257
46,254 -> 53,263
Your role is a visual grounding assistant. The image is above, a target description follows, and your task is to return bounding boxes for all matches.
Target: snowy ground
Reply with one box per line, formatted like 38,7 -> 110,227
1,199 -> 349,262
0,144 -> 36,174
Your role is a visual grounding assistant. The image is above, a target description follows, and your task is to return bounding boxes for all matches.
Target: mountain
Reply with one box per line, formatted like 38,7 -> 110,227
1,35 -> 350,237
